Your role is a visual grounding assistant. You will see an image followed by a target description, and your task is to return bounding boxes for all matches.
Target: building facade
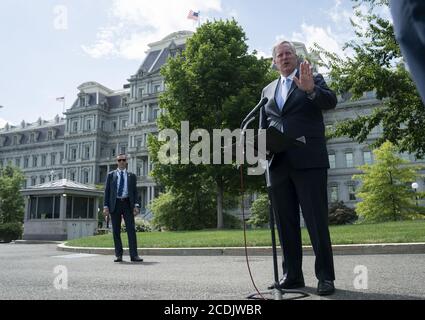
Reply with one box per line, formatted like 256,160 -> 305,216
1,32 -> 423,217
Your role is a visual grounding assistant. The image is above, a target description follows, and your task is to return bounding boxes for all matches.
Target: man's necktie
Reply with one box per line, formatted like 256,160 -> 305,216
118,171 -> 124,198
280,78 -> 292,111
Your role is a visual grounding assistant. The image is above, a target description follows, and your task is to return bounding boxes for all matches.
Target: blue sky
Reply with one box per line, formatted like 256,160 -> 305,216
0,0 -> 380,127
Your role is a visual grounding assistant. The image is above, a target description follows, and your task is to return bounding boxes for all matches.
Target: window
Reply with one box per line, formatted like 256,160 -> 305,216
51,153 -> 56,166
348,185 -> 356,201
83,171 -> 89,184
112,121 -> 117,131
60,152 -> 64,164
84,145 -> 90,159
47,131 -> 53,141
15,158 -> 21,168
152,108 -> 159,121
70,171 -> 76,181
66,196 -> 95,219
122,120 -> 128,129
154,84 -> 161,93
70,147 -> 77,161
24,157 -> 29,169
120,145 -> 127,155
13,136 -> 18,145
101,121 -> 105,131
345,152 -> 353,168
137,111 -> 144,123
32,156 -> 38,168
329,154 -> 336,169
111,148 -> 116,157
363,151 -> 372,165
40,176 -> 45,184
29,196 -> 60,220
31,177 -> 37,186
72,121 -> 78,133
29,133 -> 35,143
330,186 -> 338,203
41,155 -> 47,167
86,119 -> 92,131
80,96 -> 86,107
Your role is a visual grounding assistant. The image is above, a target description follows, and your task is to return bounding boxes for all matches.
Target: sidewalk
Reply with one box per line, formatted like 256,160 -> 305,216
56,242 -> 425,256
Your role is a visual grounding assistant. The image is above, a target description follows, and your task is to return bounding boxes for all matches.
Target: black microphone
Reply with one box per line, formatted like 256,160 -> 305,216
241,97 -> 269,128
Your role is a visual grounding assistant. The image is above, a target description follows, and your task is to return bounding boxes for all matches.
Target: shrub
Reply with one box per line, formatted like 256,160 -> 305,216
248,194 -> 270,227
328,201 -> 358,225
150,190 -> 216,231
0,223 -> 23,243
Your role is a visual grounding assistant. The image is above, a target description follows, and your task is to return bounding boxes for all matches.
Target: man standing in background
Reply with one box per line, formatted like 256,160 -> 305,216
104,154 -> 143,263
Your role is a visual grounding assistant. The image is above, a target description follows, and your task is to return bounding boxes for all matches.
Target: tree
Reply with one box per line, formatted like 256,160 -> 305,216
315,0 -> 425,158
0,165 -> 25,224
149,19 -> 276,229
353,141 -> 425,222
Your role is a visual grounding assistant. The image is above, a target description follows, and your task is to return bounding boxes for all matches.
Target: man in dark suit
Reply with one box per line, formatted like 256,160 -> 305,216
390,0 -> 425,105
259,41 -> 337,295
104,154 -> 143,263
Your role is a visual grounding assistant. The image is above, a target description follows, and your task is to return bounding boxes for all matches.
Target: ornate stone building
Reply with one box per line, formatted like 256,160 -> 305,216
1,32 -> 423,218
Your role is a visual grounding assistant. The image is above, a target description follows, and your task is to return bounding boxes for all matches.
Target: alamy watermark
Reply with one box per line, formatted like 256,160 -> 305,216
353,265 -> 368,290
53,5 -> 68,30
157,122 -> 267,175
53,265 -> 68,290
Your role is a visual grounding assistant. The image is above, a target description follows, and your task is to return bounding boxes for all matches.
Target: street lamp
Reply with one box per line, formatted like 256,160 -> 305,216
412,182 -> 419,207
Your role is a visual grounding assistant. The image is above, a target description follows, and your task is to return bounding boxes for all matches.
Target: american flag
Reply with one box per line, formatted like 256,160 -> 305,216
187,10 -> 199,21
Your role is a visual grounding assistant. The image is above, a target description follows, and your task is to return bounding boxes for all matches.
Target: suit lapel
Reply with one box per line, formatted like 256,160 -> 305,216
127,172 -> 131,194
282,70 -> 300,114
270,79 -> 281,113
112,171 -> 118,197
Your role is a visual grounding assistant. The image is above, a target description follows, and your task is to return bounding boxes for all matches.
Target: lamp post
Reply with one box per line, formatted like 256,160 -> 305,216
412,182 -> 419,207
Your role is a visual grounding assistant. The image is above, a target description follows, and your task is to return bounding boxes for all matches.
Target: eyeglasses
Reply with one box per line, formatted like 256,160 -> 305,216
117,159 -> 127,162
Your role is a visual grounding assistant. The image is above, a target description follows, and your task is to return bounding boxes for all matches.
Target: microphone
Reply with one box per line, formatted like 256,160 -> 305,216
241,97 -> 269,128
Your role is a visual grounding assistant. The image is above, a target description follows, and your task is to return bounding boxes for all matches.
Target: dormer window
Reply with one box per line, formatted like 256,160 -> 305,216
79,96 -> 86,107
47,131 -> 53,141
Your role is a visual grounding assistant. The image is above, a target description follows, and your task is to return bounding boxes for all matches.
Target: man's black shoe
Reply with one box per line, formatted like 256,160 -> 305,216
317,280 -> 335,296
114,256 -> 123,263
268,276 -> 305,290
131,256 -> 143,262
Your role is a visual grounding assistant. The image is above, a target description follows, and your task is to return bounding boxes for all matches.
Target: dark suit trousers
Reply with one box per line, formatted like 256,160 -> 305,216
110,199 -> 138,258
270,165 -> 335,281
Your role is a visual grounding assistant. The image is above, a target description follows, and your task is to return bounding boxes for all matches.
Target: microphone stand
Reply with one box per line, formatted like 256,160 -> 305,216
240,114 -> 309,301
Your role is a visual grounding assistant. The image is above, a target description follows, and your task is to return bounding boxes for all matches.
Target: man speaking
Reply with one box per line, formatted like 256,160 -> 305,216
259,41 -> 337,295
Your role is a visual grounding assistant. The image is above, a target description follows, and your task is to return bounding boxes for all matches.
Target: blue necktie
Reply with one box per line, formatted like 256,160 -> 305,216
280,78 -> 292,111
118,171 -> 124,198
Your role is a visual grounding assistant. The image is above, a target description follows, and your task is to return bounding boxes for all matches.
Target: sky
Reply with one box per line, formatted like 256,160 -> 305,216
0,0 -> 390,128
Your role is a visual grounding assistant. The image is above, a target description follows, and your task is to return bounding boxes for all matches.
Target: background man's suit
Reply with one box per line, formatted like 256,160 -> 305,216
390,0 -> 425,105
104,170 -> 139,259
259,72 -> 337,282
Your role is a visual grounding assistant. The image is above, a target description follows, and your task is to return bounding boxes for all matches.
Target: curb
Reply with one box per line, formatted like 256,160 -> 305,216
57,242 -> 425,256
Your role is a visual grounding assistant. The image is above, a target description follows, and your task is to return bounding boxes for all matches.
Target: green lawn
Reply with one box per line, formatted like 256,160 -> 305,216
66,219 -> 425,248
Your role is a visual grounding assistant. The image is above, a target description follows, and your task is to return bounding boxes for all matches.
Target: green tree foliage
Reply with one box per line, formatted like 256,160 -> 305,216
248,194 -> 270,228
149,19 -> 276,229
315,0 -> 425,158
353,141 -> 425,222
0,165 -> 25,224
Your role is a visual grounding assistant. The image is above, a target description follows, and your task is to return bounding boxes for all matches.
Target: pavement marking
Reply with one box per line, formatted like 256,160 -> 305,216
51,253 -> 99,259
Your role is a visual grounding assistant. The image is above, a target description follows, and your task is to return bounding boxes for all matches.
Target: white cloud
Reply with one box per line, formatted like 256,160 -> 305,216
0,118 -> 9,129
277,23 -> 345,58
82,0 -> 224,60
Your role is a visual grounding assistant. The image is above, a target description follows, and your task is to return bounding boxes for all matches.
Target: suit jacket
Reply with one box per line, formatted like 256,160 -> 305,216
259,72 -> 337,169
104,170 -> 139,214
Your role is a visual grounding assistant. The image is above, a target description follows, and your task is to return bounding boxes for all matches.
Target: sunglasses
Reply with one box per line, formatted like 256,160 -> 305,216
117,159 -> 127,162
